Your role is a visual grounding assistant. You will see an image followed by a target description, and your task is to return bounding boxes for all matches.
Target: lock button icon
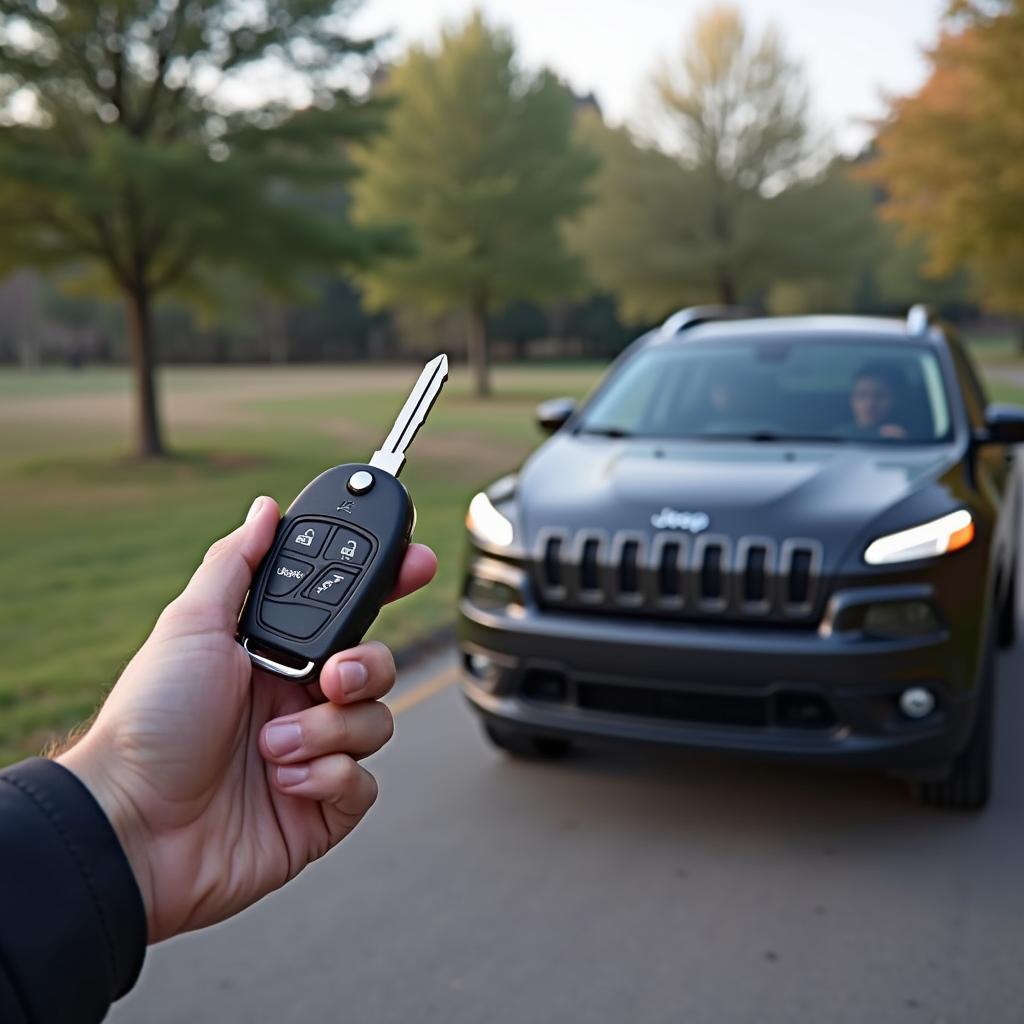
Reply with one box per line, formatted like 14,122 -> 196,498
284,523 -> 327,557
338,539 -> 358,561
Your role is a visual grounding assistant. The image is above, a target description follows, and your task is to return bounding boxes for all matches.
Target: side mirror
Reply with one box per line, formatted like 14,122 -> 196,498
535,397 -> 577,434
979,403 -> 1024,444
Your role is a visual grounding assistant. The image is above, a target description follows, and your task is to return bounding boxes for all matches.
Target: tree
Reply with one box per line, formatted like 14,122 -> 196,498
758,159 -> 881,313
569,113 -> 872,321
649,4 -> 811,304
860,1 -> 1024,316
568,6 -> 857,321
351,13 -> 595,396
0,0 -> 399,456
567,114 -> 713,321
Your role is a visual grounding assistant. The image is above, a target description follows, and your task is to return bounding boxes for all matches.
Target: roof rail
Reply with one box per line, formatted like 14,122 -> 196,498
657,305 -> 755,340
906,304 -> 935,335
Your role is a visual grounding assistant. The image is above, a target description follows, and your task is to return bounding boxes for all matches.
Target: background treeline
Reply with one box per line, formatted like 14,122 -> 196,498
0,271 -> 641,366
0,1 -> 1021,453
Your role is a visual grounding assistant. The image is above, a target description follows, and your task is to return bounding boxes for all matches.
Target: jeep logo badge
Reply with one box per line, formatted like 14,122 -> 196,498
651,508 -> 710,534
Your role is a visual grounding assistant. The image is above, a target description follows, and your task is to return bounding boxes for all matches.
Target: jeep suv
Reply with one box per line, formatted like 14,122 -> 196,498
457,307 -> 1024,809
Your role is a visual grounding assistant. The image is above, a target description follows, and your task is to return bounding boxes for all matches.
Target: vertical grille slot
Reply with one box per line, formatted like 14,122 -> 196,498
779,538 -> 821,618
788,549 -> 812,605
581,538 -> 601,591
744,545 -> 767,602
543,537 -> 563,588
700,544 -> 723,600
658,542 -> 681,597
619,540 -> 640,594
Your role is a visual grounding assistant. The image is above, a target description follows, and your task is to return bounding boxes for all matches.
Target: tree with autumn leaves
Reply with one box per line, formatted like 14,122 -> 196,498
864,0 -> 1024,317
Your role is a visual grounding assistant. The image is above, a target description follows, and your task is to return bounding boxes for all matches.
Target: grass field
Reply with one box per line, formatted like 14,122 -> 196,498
0,363 -> 604,764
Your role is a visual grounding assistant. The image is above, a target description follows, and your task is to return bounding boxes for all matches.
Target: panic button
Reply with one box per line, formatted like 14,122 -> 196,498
283,521 -> 331,558
260,601 -> 330,640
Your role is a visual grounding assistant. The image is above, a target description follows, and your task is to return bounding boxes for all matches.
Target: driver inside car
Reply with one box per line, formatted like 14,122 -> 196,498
846,363 -> 909,439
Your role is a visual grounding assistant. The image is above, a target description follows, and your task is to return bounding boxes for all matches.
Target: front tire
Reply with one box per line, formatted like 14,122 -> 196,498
915,632 -> 995,811
484,723 -> 573,760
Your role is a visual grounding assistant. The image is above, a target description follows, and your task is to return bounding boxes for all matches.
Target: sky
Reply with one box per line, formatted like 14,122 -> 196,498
349,0 -> 948,155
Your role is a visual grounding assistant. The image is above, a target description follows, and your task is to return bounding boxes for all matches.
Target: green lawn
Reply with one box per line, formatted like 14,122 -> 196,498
963,331 -> 1021,369
0,363 -> 603,764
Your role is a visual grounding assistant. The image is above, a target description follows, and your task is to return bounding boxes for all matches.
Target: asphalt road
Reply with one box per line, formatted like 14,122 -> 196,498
109,642 -> 1024,1024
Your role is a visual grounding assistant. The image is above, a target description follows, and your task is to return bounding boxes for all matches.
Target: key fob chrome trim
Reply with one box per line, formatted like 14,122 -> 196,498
243,638 -> 315,680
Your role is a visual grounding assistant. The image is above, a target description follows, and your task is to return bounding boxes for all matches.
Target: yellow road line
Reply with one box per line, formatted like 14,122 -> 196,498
388,667 -> 461,716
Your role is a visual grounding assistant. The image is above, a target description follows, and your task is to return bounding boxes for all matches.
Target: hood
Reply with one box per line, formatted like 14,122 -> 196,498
518,434 -> 963,566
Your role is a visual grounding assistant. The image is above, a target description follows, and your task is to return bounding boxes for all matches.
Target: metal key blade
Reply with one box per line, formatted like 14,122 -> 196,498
369,353 -> 449,476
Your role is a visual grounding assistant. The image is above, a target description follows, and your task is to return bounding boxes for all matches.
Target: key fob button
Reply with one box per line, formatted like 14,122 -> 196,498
283,521 -> 331,557
323,527 -> 371,566
260,601 -> 330,640
348,470 -> 374,494
306,567 -> 357,606
266,556 -> 314,597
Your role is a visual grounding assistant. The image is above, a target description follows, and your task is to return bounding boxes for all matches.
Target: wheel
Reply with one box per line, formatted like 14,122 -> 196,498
915,630 -> 995,811
997,566 -> 1017,649
484,723 -> 573,760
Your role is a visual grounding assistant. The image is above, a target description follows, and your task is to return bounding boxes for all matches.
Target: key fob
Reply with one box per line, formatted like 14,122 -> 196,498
239,464 -> 413,682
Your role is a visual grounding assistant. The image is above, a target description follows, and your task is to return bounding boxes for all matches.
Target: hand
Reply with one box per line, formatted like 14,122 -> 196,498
879,423 -> 908,438
57,496 -> 437,944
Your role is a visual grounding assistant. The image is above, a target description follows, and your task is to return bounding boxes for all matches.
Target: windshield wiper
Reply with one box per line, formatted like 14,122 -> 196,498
702,431 -> 848,443
576,425 -> 634,438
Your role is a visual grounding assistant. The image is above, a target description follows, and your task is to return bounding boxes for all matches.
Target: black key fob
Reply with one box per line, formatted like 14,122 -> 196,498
239,464 -> 413,681
237,356 -> 447,682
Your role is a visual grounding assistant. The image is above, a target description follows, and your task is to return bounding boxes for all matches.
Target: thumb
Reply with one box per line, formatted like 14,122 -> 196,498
170,496 -> 281,633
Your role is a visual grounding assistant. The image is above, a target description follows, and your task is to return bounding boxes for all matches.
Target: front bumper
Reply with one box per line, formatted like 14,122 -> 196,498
458,587 -> 981,778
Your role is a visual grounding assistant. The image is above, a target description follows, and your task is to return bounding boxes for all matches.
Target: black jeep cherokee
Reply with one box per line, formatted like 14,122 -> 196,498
457,306 -> 1024,809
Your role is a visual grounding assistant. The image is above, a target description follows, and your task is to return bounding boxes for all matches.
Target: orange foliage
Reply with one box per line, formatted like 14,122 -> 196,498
860,10 -> 1024,312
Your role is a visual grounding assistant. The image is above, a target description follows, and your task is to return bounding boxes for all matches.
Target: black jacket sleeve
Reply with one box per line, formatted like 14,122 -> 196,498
0,757 -> 146,1023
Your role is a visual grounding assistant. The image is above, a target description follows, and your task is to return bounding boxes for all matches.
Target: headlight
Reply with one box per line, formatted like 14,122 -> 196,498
864,509 -> 974,566
466,491 -> 514,547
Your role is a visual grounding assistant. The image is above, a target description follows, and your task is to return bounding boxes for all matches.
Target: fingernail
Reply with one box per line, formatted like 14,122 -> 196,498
245,496 -> 264,524
339,660 -> 368,696
277,764 -> 310,787
265,722 -> 302,756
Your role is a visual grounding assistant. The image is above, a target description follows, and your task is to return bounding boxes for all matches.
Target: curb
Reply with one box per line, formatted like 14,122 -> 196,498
392,623 -> 456,670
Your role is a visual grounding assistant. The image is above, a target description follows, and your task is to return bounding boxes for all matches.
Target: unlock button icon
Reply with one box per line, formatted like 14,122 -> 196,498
330,528 -> 368,565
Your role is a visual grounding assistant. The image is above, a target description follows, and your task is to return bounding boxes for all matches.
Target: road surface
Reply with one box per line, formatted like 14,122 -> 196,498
110,642 -> 1024,1023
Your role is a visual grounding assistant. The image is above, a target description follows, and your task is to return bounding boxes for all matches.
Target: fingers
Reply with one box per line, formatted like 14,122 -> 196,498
260,699 -> 394,764
385,543 -> 438,604
270,753 -> 378,826
260,641 -> 395,762
318,641 -> 396,705
166,496 -> 281,633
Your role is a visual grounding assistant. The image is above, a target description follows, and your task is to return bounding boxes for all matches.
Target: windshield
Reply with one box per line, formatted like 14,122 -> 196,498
578,338 -> 953,444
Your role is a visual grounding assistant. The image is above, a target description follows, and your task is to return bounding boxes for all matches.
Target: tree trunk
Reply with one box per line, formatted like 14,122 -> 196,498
710,170 -> 736,307
716,274 -> 737,306
124,285 -> 166,458
467,298 -> 490,397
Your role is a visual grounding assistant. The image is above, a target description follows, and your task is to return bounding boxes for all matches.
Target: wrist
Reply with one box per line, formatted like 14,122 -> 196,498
57,738 -> 157,942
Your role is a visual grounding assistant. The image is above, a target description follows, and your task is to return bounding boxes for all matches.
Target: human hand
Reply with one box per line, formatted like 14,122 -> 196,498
879,423 -> 908,438
57,496 -> 437,943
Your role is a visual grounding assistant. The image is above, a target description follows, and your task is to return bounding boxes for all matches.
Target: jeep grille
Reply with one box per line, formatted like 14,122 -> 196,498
533,529 -> 824,625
